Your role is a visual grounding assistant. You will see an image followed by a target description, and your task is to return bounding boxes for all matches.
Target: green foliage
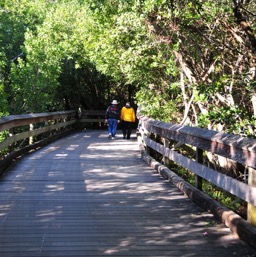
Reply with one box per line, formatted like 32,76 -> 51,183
166,149 -> 246,218
0,0 -> 55,114
0,0 -> 255,222
198,105 -> 256,138
204,182 -> 246,218
135,83 -> 181,122
0,130 -> 9,158
0,0 -> 255,139
0,84 -> 8,116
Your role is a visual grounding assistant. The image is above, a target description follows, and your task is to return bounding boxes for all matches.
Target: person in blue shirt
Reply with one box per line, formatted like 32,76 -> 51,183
105,100 -> 120,139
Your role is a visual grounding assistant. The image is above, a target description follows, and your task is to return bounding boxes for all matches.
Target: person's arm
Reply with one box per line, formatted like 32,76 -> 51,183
118,107 -> 122,123
105,107 -> 109,122
132,108 -> 136,122
120,107 -> 124,120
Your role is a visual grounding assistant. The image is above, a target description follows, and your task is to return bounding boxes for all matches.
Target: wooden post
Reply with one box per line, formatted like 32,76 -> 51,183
77,107 -> 82,118
146,132 -> 151,155
251,94 -> 256,116
29,124 -> 34,145
163,138 -> 170,166
139,124 -> 150,155
8,128 -> 14,152
247,167 -> 256,226
196,148 -> 203,191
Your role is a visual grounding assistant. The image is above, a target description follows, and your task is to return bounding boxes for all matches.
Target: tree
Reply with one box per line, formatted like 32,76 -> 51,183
133,0 -> 256,135
1,0 -> 256,138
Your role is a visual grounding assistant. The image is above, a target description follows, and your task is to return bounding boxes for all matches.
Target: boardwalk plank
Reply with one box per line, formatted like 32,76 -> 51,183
0,131 -> 255,257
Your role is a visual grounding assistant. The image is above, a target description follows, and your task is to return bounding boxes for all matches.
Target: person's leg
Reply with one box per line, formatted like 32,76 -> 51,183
126,122 -> 132,139
122,129 -> 126,139
112,119 -> 118,138
122,121 -> 128,139
108,119 -> 114,138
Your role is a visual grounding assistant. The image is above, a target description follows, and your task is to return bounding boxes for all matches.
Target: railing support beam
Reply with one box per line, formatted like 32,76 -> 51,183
196,148 -> 203,191
248,167 -> 256,225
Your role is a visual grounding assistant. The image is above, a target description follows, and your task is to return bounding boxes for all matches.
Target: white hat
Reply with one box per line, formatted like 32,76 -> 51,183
111,100 -> 118,104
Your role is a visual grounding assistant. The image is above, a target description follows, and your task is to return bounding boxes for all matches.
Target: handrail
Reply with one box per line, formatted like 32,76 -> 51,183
0,110 -> 77,174
79,109 -> 106,124
139,116 -> 256,168
0,109 -> 108,174
138,116 -> 256,224
0,110 -> 76,132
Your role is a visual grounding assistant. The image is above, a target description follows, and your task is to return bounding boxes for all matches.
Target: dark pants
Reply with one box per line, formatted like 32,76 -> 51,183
122,121 -> 133,139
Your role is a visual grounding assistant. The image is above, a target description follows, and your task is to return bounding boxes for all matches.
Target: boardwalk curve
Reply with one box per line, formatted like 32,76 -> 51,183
0,131 -> 255,257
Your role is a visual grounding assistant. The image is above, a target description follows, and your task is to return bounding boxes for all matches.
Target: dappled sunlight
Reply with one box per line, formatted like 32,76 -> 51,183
10,185 -> 26,193
99,223 -> 219,256
36,206 -> 63,221
145,194 -> 186,201
103,248 -> 120,255
80,153 -> 120,159
44,182 -> 65,193
98,134 -> 109,138
82,166 -> 143,178
80,150 -> 141,159
48,171 -> 65,177
87,142 -> 139,151
54,154 -> 68,158
82,134 -> 92,138
43,146 -> 60,153
86,183 -> 164,195
0,204 -> 13,218
86,181 -> 124,192
66,145 -> 79,151
0,130 -> 254,256
15,169 -> 35,178
28,146 -> 60,159
180,212 -> 214,221
36,209 -> 63,217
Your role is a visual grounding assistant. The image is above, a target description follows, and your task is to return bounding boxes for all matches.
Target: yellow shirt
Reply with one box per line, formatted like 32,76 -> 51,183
121,106 -> 136,122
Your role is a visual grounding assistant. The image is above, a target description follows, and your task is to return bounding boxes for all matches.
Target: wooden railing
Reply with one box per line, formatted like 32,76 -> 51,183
137,116 -> 256,244
0,109 -> 108,174
1,110 -> 256,244
78,109 -> 106,129
0,110 -> 77,174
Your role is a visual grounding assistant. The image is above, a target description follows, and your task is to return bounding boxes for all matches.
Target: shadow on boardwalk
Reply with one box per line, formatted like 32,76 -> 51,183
0,130 -> 255,257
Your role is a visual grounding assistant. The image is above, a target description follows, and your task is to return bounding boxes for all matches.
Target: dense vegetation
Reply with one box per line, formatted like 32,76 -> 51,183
0,0 -> 255,136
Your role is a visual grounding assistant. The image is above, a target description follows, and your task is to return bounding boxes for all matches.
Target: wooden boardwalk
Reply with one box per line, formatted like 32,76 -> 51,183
0,130 -> 255,257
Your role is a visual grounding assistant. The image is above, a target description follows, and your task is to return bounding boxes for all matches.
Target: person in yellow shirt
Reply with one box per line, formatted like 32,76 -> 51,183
120,102 -> 136,139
